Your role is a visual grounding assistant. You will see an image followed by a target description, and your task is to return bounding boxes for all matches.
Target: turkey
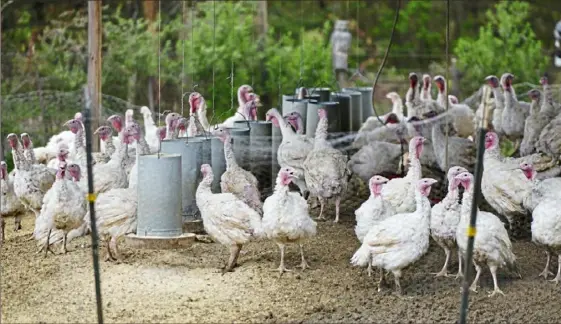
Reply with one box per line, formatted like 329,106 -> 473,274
93,126 -> 116,163
188,92 -> 211,135
519,162 -> 561,212
266,107 -> 314,197
430,166 -> 468,278
164,112 -> 182,140
354,175 -> 396,276
196,164 -> 262,274
262,167 -> 317,274
349,140 -> 407,183
473,85 -> 495,132
211,126 -> 263,214
500,73 -> 530,147
139,106 -> 160,153
518,162 -> 561,282
1,161 -> 25,235
405,72 -> 442,119
352,113 -> 406,149
430,116 -> 476,173
34,112 -> 83,164
484,75 -> 505,134
482,131 -> 534,237
540,75 -> 561,114
106,114 -> 137,176
357,92 -> 405,134
302,108 -> 351,222
284,111 -> 305,134
350,178 -> 438,294
8,133 -> 56,230
380,136 -> 425,213
220,85 -> 257,128
37,163 -> 86,256
127,123 -> 153,189
21,133 -> 38,163
433,75 -> 475,138
520,89 -> 549,156
420,74 -> 433,101
455,171 -> 520,297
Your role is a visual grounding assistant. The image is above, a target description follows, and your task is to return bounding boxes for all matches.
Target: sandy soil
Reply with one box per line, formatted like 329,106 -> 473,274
2,198 -> 561,323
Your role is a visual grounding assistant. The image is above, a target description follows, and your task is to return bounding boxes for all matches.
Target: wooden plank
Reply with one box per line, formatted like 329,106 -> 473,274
88,0 -> 102,152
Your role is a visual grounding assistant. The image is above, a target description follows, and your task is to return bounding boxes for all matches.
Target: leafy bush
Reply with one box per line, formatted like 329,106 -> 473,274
454,1 -> 549,91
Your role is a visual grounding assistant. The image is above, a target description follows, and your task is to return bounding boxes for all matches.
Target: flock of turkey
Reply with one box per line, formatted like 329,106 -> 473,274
1,72 -> 561,297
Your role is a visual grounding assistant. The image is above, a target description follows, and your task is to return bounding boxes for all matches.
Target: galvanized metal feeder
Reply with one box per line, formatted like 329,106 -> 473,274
331,92 -> 352,133
210,136 -> 227,193
306,101 -> 341,138
343,87 -> 373,121
229,124 -> 251,171
310,87 -> 331,102
125,153 -> 196,249
340,90 -> 363,132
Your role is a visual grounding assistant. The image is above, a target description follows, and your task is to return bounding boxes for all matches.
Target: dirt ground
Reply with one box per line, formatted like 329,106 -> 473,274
2,204 -> 561,323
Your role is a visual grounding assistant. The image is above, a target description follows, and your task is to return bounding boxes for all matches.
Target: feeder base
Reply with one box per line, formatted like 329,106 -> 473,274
183,219 -> 205,234
125,233 -> 196,250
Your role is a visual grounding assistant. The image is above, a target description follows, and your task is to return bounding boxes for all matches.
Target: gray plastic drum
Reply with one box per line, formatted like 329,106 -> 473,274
306,101 -> 340,138
137,153 -> 182,237
343,87 -> 373,121
340,90 -> 362,131
210,136 -> 226,193
331,92 -> 351,132
227,126 -> 251,170
271,126 -> 282,185
247,121 -> 273,196
310,87 -> 331,102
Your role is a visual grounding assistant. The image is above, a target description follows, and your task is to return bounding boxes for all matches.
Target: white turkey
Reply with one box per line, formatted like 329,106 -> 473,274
266,107 -> 314,198
37,162 -> 86,255
357,92 -> 405,134
262,167 -> 317,274
354,175 -> 396,276
302,108 -> 351,222
1,161 -> 25,236
519,162 -> 561,212
484,75 -> 505,135
34,112 -> 83,164
93,125 -> 117,163
430,166 -> 468,278
219,85 -> 257,127
500,73 -> 530,147
188,92 -> 211,134
420,74 -> 433,101
140,106 -> 160,153
163,112 -> 182,140
128,123 -> 161,190
405,72 -> 443,119
8,133 -> 56,230
433,75 -> 475,138
284,111 -> 305,135
211,126 -> 263,215
455,171 -> 520,297
380,136 -> 425,213
196,164 -> 262,274
351,178 -> 438,294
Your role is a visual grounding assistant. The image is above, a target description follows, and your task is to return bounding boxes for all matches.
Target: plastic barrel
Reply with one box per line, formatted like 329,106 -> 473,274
341,90 -> 363,131
210,136 -> 226,193
306,101 -> 340,138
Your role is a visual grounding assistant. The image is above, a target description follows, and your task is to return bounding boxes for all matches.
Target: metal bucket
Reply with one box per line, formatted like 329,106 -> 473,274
310,87 -> 331,102
227,126 -> 251,171
343,87 -> 373,121
282,95 -> 308,134
341,90 -> 362,131
246,121 -> 273,196
306,101 -> 340,138
210,136 -> 226,193
271,125 -> 282,185
330,92 -> 352,132
137,153 -> 182,237
161,139 -> 201,220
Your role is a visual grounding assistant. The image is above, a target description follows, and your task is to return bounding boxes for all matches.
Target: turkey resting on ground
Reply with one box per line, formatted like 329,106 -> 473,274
351,178 -> 438,294
354,175 -> 396,276
196,164 -> 262,274
302,108 -> 351,223
455,171 -> 521,297
262,167 -> 317,274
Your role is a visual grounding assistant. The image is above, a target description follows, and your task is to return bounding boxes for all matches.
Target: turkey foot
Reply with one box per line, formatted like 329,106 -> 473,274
432,248 -> 451,277
539,252 -> 553,279
487,288 -> 505,297
273,244 -> 291,275
549,275 -> 561,284
104,241 -> 117,262
366,263 -> 372,277
13,217 -> 22,231
392,271 -> 402,295
299,244 -> 311,270
38,229 -> 55,257
222,244 -> 242,275
109,237 -> 123,261
315,197 -> 326,221
333,197 -> 341,223
377,268 -> 387,292
432,269 -> 450,277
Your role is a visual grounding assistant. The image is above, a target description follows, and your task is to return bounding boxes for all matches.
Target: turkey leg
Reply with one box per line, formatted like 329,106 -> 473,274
334,196 -> 341,223
110,236 -> 122,261
61,234 -> 69,254
487,264 -> 505,297
392,270 -> 402,295
549,254 -> 561,284
539,251 -> 553,279
271,243 -> 291,274
222,244 -> 242,275
1,217 -> 5,243
469,262 -> 482,293
315,197 -> 326,221
299,244 -> 311,270
25,208 -> 41,241
14,215 -> 22,231
432,247 -> 451,277
377,268 -> 386,292
37,228 -> 55,257
104,240 -> 117,262
455,250 -> 463,279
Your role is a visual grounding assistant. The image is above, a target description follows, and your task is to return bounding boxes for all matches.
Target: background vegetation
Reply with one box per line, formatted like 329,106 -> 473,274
1,0 -> 560,156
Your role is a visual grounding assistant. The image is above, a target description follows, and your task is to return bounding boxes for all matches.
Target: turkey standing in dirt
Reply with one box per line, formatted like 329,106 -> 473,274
302,108 -> 351,223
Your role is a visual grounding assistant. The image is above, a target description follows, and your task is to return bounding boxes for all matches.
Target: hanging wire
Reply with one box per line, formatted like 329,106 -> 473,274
278,55 -> 282,109
370,0 -> 400,126
298,0 -> 304,82
230,59 -> 234,112
181,1 -> 186,116
157,0 -> 162,156
211,0 -> 216,122
444,0 -> 450,171
349,0 -> 370,84
191,0 -> 196,92
251,0 -> 256,87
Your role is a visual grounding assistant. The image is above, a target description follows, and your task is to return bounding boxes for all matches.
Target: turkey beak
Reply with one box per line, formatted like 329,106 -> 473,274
427,179 -> 438,186
63,120 -> 71,127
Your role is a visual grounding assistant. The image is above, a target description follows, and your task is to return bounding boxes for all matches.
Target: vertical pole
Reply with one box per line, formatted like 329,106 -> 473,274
87,2 -> 104,323
0,0 -> 3,165
88,0 -> 102,153
256,0 -> 268,119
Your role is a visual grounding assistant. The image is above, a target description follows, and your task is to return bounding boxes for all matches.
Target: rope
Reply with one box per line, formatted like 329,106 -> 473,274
444,0 -> 450,172
181,1 -> 186,116
369,0 -> 400,126
157,0 -> 162,157
211,0 -> 216,122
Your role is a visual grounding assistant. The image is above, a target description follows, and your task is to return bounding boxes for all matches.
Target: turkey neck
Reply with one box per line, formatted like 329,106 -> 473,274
195,175 -> 213,203
165,120 -> 175,140
540,85 -> 556,115
413,189 -> 431,223
459,185 -> 475,221
137,134 -> 151,155
223,136 -> 241,170
104,137 -> 116,156
392,100 -> 404,118
24,142 -> 37,164
12,140 -> 28,171
530,98 -> 540,116
74,124 -> 87,166
197,105 -> 211,131
312,116 -> 329,149
442,179 -> 459,208
436,84 -> 447,107
115,133 -> 130,168
271,110 -> 296,139
491,87 -> 504,109
504,86 -> 519,112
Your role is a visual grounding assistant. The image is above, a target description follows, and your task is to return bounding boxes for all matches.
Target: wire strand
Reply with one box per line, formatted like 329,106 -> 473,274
299,0 -> 304,80
181,1 -> 186,116
157,0 -> 162,156
211,0 -> 216,122
444,0 -> 450,171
